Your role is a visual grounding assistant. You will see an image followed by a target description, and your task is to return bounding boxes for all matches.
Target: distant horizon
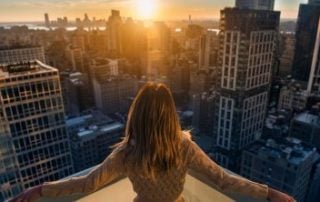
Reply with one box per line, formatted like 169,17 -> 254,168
0,0 -> 307,23
0,17 -> 298,24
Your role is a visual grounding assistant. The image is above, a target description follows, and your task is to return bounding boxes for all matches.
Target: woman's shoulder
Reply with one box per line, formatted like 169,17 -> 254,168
180,131 -> 196,151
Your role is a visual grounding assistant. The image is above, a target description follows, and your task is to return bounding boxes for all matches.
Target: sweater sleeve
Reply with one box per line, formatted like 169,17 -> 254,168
186,140 -> 268,200
41,150 -> 125,197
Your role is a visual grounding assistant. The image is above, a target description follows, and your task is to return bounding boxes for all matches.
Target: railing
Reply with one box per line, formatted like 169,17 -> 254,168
39,169 -> 267,202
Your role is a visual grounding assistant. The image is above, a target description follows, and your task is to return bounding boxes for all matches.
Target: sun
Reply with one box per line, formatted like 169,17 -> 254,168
136,0 -> 157,20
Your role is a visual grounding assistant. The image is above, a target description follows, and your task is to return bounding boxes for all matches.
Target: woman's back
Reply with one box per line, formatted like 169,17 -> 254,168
84,134 -> 267,202
125,135 -> 190,202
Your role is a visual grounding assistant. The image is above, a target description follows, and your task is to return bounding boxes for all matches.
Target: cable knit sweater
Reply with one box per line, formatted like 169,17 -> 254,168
42,136 -> 268,202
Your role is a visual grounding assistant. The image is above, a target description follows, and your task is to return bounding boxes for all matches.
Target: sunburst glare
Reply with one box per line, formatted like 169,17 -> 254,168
135,0 -> 157,20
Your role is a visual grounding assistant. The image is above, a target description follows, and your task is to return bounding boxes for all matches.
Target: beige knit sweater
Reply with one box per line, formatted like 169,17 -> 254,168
42,136 -> 268,202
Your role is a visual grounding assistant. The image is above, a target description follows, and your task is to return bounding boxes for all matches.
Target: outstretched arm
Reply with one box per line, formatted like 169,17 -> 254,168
41,150 -> 125,197
9,150 -> 125,202
186,139 -> 294,201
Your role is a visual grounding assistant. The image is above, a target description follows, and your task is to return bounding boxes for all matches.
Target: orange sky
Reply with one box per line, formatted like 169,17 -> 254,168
0,0 -> 308,22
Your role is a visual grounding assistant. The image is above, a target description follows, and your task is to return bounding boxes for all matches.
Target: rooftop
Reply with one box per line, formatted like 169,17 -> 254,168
0,60 -> 57,79
91,58 -> 117,66
66,110 -> 113,128
39,169 -> 266,202
246,138 -> 317,165
0,45 -> 42,51
77,122 -> 124,138
294,112 -> 320,127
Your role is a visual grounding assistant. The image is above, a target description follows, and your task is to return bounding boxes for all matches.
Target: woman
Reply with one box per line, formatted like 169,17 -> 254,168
11,83 -> 294,202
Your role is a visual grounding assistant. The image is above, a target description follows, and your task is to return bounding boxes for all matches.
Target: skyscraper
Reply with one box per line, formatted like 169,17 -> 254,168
292,2 -> 320,82
235,0 -> 275,10
107,10 -> 122,57
308,18 -> 320,95
0,61 -> 73,201
44,13 -> 50,27
199,30 -> 219,70
213,7 -> 280,171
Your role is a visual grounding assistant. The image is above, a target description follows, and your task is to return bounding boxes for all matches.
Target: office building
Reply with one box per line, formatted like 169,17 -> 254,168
308,18 -> 320,96
235,0 -> 275,10
0,61 -> 73,201
66,111 -> 124,172
213,8 -> 280,170
107,10 -> 122,56
89,58 -> 119,80
92,75 -> 137,114
189,69 -> 212,96
241,138 -> 319,202
292,2 -> 320,82
60,71 -> 93,117
0,46 -> 46,64
278,81 -> 308,112
192,92 -> 216,134
279,33 -> 295,76
44,13 -> 50,27
290,110 -> 320,149
65,46 -> 85,72
170,59 -> 191,94
199,30 -> 219,70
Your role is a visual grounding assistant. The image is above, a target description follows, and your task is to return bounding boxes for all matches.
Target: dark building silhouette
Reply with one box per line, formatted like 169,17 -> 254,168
44,13 -> 50,27
292,1 -> 320,82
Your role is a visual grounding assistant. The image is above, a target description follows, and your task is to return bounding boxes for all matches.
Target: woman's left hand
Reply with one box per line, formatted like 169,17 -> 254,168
267,188 -> 295,202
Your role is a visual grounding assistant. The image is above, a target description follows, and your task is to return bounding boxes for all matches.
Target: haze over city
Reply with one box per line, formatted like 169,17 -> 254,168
0,0 -> 308,22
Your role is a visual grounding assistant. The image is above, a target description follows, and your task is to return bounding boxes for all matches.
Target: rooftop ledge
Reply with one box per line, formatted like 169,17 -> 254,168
39,169 -> 267,202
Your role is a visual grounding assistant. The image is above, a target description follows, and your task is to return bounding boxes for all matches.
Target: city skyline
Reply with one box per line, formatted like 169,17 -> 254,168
0,0 -> 308,22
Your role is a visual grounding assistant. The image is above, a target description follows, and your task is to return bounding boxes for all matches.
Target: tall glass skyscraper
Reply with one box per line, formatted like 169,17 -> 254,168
292,1 -> 320,82
0,61 -> 73,201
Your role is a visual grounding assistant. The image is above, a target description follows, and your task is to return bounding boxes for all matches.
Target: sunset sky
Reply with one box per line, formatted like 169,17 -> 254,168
0,0 -> 308,22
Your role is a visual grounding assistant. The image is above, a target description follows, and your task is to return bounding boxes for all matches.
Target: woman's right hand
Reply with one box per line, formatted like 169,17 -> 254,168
267,188 -> 295,202
8,185 -> 42,202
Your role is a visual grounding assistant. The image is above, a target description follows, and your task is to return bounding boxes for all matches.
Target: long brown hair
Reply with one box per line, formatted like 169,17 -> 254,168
116,82 -> 183,178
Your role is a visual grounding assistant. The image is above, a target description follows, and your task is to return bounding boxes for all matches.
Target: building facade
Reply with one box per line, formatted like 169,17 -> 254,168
0,61 -> 73,201
192,92 -> 216,135
278,82 -> 308,112
66,111 -> 124,172
92,75 -> 137,114
290,111 -> 320,149
308,18 -> 320,96
199,30 -> 219,70
235,0 -> 275,10
0,46 -> 46,64
60,71 -> 93,117
107,10 -> 122,57
213,8 -> 280,170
